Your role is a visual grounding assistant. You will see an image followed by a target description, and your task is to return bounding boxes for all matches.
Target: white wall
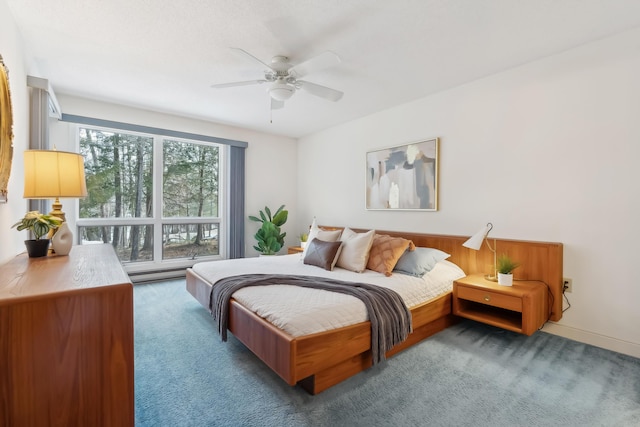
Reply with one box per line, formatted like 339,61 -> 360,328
0,0 -> 31,264
48,95 -> 299,257
297,29 -> 640,357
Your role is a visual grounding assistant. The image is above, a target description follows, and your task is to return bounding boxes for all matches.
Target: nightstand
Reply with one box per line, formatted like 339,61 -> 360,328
288,246 -> 304,254
453,274 -> 549,336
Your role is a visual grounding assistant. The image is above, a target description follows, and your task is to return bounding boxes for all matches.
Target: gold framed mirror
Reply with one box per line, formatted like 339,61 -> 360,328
0,54 -> 14,203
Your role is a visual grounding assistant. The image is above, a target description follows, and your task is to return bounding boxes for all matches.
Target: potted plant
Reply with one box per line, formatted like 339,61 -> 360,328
248,205 -> 288,255
12,211 -> 63,257
496,254 -> 520,286
299,232 -> 309,249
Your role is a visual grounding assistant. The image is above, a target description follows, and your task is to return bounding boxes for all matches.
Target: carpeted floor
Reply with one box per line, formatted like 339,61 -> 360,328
134,280 -> 640,426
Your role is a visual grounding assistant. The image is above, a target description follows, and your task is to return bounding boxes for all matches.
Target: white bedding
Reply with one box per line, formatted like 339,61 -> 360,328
191,254 -> 465,337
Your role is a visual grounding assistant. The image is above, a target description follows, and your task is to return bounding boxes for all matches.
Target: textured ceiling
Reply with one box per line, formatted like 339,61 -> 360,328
6,0 -> 640,138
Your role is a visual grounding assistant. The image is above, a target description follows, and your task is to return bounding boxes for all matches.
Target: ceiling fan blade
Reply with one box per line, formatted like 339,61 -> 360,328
271,98 -> 285,110
230,48 -> 273,70
298,80 -> 343,102
211,80 -> 267,89
290,51 -> 341,77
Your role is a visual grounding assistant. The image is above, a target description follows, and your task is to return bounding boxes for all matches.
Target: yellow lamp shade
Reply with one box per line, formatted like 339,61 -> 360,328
23,150 -> 88,199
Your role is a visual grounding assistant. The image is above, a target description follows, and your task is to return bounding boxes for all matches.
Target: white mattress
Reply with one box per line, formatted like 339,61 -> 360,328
191,254 -> 465,337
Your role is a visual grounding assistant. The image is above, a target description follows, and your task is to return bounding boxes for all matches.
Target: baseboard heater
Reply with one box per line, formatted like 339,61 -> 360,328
127,267 -> 187,284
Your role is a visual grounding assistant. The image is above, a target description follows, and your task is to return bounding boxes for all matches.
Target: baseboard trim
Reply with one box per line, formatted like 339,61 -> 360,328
542,322 -> 640,359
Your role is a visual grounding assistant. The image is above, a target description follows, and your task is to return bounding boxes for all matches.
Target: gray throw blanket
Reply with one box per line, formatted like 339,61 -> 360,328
209,274 -> 412,365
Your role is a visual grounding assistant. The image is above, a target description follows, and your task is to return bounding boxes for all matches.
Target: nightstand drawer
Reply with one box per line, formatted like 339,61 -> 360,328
457,286 -> 522,312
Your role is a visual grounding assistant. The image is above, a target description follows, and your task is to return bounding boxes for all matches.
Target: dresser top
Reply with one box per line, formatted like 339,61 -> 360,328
0,244 -> 131,303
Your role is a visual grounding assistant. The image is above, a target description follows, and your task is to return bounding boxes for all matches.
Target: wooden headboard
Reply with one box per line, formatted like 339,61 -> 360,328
323,227 -> 563,322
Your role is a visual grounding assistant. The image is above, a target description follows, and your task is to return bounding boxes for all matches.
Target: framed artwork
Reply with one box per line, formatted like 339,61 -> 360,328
0,54 -> 14,203
366,138 -> 438,211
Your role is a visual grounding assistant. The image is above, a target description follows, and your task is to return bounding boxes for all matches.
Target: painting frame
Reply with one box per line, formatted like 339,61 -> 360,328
0,54 -> 14,204
366,138 -> 439,211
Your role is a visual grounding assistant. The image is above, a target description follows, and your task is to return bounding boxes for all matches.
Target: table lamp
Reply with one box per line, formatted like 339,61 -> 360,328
23,149 -> 88,222
462,222 -> 497,281
23,149 -> 87,255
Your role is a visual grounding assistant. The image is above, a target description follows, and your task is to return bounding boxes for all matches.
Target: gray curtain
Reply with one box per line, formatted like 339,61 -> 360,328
228,146 -> 245,258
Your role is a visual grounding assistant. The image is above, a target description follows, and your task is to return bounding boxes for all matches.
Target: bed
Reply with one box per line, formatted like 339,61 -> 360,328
186,228 -> 563,394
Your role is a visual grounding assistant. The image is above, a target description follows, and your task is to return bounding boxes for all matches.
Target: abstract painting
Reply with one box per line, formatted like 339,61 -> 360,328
366,138 -> 438,211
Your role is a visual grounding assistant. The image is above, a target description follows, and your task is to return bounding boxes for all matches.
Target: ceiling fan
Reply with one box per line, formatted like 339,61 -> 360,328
211,48 -> 344,110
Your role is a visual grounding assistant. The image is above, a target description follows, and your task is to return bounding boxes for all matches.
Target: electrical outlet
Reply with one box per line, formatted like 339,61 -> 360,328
563,278 -> 573,293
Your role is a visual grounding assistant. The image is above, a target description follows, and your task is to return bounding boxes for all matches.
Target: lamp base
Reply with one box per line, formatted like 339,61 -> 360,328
484,274 -> 498,282
49,197 -> 66,222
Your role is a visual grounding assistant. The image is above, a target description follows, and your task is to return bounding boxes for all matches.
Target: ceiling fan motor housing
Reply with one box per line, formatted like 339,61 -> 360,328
270,55 -> 291,72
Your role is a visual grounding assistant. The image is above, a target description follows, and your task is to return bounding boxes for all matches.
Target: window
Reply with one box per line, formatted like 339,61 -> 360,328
77,126 -> 224,273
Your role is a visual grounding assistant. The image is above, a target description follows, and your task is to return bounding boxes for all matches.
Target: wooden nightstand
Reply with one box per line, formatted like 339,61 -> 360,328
288,246 -> 304,254
453,274 -> 549,336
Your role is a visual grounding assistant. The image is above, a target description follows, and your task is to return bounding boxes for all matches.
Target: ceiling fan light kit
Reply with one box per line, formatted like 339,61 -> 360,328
212,48 -> 343,110
269,81 -> 295,101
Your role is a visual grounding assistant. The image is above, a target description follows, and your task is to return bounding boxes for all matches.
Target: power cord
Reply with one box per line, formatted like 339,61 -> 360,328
517,279 -> 554,320
562,279 -> 572,313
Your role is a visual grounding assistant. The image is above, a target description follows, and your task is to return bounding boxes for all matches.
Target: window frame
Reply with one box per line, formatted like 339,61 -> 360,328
74,124 -> 228,274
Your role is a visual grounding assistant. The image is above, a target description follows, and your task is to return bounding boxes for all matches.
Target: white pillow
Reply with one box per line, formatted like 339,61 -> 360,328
303,219 -> 342,256
336,228 -> 375,273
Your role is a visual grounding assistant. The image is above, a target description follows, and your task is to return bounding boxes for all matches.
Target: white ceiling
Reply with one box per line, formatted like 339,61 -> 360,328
6,0 -> 640,138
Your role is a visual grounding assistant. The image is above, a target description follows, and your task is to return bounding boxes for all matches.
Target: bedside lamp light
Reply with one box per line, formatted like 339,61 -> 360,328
463,222 -> 497,281
23,149 -> 88,222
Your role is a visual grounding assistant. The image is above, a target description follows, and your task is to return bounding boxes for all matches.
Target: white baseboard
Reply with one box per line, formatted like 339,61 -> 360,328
542,322 -> 640,359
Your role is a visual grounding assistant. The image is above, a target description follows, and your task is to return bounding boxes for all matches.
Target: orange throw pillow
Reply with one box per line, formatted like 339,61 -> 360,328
366,234 -> 416,276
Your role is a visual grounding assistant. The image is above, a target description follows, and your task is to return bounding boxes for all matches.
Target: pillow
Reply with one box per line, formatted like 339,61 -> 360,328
393,247 -> 451,277
366,234 -> 416,276
303,238 -> 343,271
303,219 -> 342,256
336,228 -> 375,272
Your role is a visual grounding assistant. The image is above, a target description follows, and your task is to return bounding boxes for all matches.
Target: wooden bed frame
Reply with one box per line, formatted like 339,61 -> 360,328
186,228 -> 563,394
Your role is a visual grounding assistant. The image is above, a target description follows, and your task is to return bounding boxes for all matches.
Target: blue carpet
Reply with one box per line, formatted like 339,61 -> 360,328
134,280 -> 640,426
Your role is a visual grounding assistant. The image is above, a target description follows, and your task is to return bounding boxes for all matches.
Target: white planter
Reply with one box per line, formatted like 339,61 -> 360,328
300,241 -> 307,249
497,273 -> 513,286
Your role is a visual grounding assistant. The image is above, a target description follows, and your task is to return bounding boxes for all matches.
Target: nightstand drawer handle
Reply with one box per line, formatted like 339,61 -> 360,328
484,295 -> 491,302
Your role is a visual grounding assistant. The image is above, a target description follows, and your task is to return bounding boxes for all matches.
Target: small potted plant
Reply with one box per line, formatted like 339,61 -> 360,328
299,232 -> 309,249
248,205 -> 288,255
12,211 -> 62,257
496,254 -> 520,286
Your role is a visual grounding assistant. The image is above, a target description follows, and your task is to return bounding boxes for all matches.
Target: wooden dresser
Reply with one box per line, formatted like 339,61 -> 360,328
0,244 -> 134,426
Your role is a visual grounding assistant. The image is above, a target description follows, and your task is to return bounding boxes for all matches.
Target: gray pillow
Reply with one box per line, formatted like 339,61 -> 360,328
393,247 -> 450,277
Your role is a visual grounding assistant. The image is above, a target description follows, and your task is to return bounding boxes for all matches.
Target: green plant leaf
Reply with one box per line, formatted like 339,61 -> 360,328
497,254 -> 520,274
272,210 -> 288,226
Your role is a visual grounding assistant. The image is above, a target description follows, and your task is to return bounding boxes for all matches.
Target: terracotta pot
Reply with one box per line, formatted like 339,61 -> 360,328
24,239 -> 50,258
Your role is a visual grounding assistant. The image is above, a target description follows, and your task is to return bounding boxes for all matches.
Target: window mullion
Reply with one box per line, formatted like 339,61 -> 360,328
153,135 -> 164,264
